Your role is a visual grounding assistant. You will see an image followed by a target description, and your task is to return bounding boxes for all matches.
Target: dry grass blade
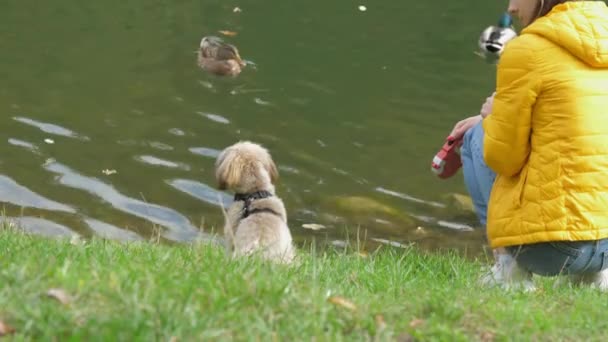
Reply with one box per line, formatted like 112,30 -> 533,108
327,296 -> 357,311
0,320 -> 16,336
46,288 -> 72,305
375,314 -> 387,331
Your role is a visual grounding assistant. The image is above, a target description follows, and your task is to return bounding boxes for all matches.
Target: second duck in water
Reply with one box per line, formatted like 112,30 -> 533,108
198,36 -> 246,76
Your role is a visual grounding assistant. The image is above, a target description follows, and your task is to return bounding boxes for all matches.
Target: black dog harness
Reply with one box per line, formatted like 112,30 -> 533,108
233,190 -> 281,219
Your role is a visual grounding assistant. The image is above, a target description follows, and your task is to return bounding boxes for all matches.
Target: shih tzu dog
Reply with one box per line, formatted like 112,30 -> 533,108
215,141 -> 295,263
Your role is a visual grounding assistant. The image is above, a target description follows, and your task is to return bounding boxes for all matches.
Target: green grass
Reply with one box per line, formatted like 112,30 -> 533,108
1,227 -> 608,341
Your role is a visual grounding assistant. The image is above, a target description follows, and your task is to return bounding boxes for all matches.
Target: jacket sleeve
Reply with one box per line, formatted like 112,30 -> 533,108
482,38 -> 542,177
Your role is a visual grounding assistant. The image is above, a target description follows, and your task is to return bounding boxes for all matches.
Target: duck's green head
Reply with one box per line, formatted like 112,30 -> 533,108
498,13 -> 513,28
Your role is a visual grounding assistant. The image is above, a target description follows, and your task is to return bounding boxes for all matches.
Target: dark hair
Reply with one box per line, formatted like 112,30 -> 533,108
536,0 -> 584,18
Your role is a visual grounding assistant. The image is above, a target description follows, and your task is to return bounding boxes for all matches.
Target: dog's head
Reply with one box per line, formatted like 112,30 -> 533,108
215,141 -> 279,194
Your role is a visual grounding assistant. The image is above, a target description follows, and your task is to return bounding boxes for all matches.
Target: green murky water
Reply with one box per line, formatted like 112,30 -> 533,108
0,0 -> 506,253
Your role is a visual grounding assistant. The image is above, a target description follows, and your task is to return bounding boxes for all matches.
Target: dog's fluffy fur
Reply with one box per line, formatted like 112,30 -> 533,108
215,141 -> 295,263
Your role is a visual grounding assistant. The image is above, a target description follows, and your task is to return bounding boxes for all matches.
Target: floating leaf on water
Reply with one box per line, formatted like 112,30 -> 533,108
327,296 -> 357,311
254,97 -> 271,106
102,169 -> 117,175
46,288 -> 72,305
218,30 -> 238,37
302,223 -> 326,231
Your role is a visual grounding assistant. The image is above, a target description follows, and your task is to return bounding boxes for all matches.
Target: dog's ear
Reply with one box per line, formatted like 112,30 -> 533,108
215,148 -> 242,190
265,155 -> 279,184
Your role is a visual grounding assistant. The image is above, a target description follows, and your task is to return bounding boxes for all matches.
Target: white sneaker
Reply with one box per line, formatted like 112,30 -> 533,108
480,251 -> 536,291
569,268 -> 608,291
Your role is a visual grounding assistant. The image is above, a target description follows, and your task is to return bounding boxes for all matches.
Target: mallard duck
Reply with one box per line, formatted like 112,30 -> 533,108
197,36 -> 246,76
477,13 -> 517,63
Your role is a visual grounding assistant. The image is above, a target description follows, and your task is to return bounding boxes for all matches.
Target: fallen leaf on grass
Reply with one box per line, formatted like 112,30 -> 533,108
46,288 -> 72,305
0,320 -> 15,336
218,30 -> 238,37
396,333 -> 415,342
480,331 -> 495,342
409,318 -> 425,328
327,296 -> 357,311
375,314 -> 387,331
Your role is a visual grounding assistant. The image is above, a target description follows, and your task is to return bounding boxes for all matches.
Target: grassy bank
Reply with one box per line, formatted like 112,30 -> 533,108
1,229 -> 608,341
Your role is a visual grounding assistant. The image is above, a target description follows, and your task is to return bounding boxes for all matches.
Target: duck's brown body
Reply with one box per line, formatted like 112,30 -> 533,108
198,36 -> 246,76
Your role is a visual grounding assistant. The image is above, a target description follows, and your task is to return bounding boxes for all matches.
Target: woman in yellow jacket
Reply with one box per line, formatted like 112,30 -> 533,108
452,0 -> 608,290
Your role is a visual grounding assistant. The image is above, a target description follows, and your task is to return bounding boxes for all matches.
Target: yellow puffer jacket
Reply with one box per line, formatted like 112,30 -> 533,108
482,1 -> 608,248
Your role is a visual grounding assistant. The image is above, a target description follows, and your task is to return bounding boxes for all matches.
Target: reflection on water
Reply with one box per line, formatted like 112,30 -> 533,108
0,175 -> 75,213
376,187 -> 446,209
13,116 -> 89,141
189,147 -> 221,159
0,0 -> 504,254
168,179 -> 232,208
6,217 -> 75,237
8,138 -> 39,153
85,218 -> 143,242
43,160 -> 203,242
198,112 -> 230,125
135,155 -> 191,171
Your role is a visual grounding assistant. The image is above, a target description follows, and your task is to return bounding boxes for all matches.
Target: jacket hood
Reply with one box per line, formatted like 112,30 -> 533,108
524,1 -> 608,67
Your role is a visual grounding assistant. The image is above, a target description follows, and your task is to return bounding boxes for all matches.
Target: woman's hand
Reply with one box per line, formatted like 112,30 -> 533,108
449,115 -> 482,140
447,92 -> 496,140
480,92 -> 496,118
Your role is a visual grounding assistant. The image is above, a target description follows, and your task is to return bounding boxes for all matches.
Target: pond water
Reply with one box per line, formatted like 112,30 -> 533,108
0,0 -> 507,254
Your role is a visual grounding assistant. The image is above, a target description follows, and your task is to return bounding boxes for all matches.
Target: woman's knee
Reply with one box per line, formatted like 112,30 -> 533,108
508,241 -> 608,276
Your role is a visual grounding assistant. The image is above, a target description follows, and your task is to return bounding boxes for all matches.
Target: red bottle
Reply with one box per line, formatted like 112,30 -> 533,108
431,136 -> 463,179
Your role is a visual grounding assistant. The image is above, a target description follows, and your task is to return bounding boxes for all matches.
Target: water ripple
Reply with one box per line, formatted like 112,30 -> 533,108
84,218 -> 143,242
8,138 -> 40,153
13,116 -> 89,140
43,160 -> 203,242
375,187 -> 446,208
167,179 -> 232,207
135,155 -> 190,171
7,217 -> 75,237
189,147 -> 221,159
197,112 -> 230,124
0,175 -> 75,213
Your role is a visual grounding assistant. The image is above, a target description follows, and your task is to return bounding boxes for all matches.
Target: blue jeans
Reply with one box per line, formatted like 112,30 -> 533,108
461,122 -> 608,276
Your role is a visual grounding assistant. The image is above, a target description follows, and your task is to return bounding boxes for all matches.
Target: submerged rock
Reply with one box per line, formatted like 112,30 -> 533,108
325,196 -> 415,231
443,193 -> 475,214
